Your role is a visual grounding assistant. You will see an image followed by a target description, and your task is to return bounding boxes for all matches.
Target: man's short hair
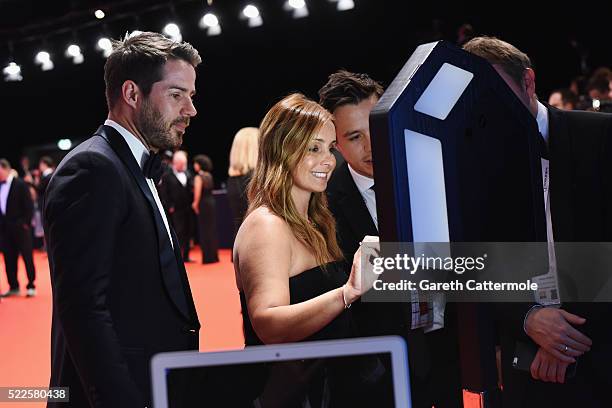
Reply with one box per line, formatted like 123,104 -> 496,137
0,159 -> 11,169
586,74 -> 610,96
318,70 -> 384,113
462,36 -> 532,88
39,156 -> 54,168
104,31 -> 202,110
551,88 -> 578,108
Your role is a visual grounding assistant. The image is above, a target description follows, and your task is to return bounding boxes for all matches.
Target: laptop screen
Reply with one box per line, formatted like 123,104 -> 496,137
152,337 -> 410,408
166,352 -> 396,407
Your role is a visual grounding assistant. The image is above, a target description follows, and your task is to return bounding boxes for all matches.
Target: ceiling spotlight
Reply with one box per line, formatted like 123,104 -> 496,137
35,51 -> 54,71
285,0 -> 309,18
329,0 -> 354,11
65,44 -> 84,64
288,0 -> 306,8
242,5 -> 263,27
97,37 -> 113,58
94,9 -> 105,19
3,61 -> 22,82
163,23 -> 182,42
199,13 -> 221,36
58,139 -> 73,151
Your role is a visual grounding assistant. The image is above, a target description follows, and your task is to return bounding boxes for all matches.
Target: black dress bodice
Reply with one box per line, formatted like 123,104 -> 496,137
240,262 -> 353,346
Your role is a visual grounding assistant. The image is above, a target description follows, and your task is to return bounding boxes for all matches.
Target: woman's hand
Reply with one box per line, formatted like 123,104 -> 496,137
344,247 -> 363,306
191,202 -> 199,214
344,236 -> 380,306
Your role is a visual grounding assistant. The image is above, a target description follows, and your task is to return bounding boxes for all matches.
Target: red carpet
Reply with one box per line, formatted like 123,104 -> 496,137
0,249 -> 479,408
0,248 -> 244,407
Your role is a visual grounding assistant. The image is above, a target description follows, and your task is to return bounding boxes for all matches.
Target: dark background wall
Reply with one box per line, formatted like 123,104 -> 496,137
1,0 -> 609,184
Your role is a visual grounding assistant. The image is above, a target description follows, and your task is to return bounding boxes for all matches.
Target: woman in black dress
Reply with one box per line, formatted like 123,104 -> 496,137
233,94 -> 381,407
192,154 -> 219,263
226,127 -> 260,245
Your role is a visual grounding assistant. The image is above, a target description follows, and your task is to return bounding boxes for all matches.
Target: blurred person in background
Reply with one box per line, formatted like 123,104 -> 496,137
0,159 -> 36,297
192,154 -> 219,263
548,88 -> 577,110
160,150 -> 194,261
226,127 -> 260,246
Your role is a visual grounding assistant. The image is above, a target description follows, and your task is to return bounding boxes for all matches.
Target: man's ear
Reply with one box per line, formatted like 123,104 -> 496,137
121,80 -> 140,109
523,68 -> 536,98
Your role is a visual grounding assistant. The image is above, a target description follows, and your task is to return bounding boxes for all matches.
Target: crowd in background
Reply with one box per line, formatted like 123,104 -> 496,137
547,66 -> 612,112
0,125 -> 260,296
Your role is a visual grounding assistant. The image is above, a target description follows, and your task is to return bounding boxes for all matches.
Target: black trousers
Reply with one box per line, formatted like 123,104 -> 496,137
170,209 -> 191,260
1,224 -> 36,290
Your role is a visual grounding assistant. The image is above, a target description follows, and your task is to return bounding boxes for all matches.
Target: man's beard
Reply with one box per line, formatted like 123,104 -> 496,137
136,99 -> 186,151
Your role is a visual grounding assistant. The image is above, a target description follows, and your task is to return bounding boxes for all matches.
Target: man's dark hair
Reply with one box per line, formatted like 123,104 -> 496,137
318,70 -> 384,113
586,75 -> 610,96
39,156 -> 55,168
0,159 -> 11,169
104,31 -> 202,110
551,88 -> 578,108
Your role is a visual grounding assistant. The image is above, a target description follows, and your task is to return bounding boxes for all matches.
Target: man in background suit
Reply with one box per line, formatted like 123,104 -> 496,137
160,150 -> 194,261
37,156 -> 54,209
319,71 -> 462,408
464,36 -> 612,407
0,159 -> 36,297
44,32 -> 201,407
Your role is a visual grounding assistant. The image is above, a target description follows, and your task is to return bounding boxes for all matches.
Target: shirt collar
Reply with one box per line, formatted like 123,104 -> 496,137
536,101 -> 549,142
347,164 -> 375,194
2,174 -> 14,187
104,119 -> 149,169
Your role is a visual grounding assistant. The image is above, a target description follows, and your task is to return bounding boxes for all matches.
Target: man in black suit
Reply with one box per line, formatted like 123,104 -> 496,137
319,71 -> 462,408
37,156 -> 54,209
0,159 -> 36,297
160,150 -> 194,261
43,32 -> 201,407
464,36 -> 612,407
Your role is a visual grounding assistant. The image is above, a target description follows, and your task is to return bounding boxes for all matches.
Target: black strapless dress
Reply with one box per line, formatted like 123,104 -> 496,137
240,262 -> 354,346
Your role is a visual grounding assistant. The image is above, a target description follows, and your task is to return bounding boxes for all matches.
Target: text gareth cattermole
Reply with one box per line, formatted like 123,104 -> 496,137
371,254 -> 487,275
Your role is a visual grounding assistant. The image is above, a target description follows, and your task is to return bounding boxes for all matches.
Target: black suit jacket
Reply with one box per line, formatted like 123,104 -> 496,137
0,177 -> 34,247
44,125 -> 200,408
159,170 -> 193,216
501,106 -> 612,406
326,163 -> 432,376
38,172 -> 52,209
326,162 -> 377,262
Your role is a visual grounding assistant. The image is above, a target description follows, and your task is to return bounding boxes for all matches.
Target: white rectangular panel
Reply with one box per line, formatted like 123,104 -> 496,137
404,129 -> 450,243
414,62 -> 473,120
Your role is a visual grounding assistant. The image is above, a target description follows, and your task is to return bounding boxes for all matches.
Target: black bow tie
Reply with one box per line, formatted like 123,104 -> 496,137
143,152 -> 163,184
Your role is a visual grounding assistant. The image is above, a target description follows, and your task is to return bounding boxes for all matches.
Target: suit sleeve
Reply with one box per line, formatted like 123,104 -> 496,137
44,151 -> 143,407
17,181 -> 34,226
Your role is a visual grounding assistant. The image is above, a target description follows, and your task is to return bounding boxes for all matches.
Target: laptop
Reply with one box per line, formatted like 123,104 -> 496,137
151,336 -> 411,407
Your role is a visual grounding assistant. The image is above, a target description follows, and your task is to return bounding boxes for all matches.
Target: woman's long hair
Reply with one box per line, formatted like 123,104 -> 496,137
247,93 -> 343,266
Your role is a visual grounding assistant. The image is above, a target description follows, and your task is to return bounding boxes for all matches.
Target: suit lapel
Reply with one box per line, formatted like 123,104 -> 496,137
547,106 -> 574,241
335,163 -> 378,238
169,227 -> 200,328
96,125 -> 195,323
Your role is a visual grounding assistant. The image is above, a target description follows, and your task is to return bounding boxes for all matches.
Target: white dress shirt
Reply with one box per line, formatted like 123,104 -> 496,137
104,119 -> 174,249
174,171 -> 187,187
0,174 -> 14,215
347,164 -> 378,230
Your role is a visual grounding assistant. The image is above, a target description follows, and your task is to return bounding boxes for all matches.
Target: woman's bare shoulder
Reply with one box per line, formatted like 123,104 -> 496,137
236,207 -> 292,247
